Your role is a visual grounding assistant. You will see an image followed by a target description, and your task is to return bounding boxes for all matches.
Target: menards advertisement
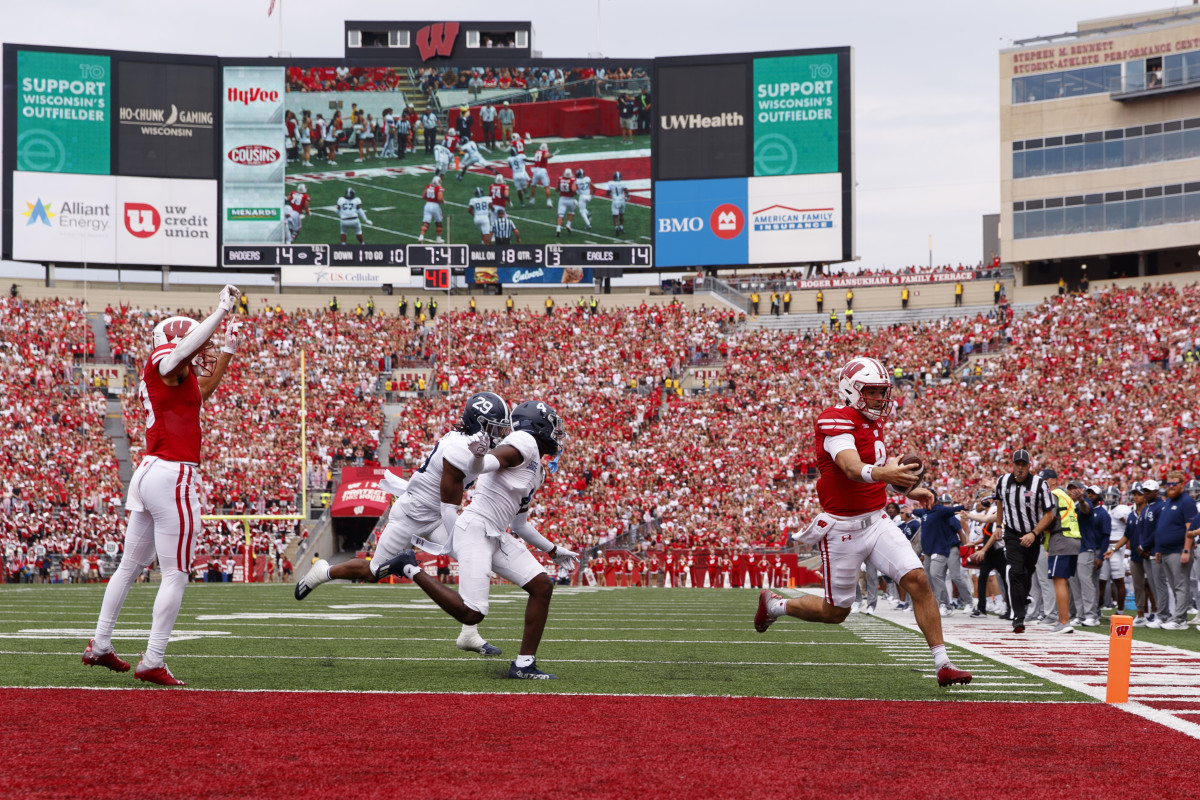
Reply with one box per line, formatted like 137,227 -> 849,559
222,66 -> 285,244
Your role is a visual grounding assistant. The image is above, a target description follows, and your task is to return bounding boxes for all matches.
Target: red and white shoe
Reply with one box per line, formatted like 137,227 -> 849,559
82,639 -> 130,672
754,589 -> 781,633
134,659 -> 186,686
936,665 -> 972,687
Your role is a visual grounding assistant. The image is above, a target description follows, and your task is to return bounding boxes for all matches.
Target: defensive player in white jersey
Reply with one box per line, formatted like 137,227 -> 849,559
531,143 -> 553,206
433,141 -> 453,178
418,176 -> 445,243
383,401 -> 578,679
554,168 -> 577,238
507,146 -> 530,206
295,393 -> 511,655
754,357 -> 972,687
1101,486 -> 1131,611
336,188 -> 372,244
573,168 -> 593,230
284,204 -> 302,244
456,139 -> 491,181
468,187 -> 495,244
83,285 -> 242,686
608,171 -> 628,235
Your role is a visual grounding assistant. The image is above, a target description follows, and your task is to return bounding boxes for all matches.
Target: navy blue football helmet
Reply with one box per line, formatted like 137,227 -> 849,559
510,400 -> 564,457
461,392 -> 511,447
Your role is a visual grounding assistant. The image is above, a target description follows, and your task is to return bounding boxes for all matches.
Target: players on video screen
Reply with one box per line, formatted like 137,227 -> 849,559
277,62 -> 650,248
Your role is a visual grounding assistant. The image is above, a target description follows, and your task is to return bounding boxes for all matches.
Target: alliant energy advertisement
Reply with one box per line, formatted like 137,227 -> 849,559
16,50 -> 111,174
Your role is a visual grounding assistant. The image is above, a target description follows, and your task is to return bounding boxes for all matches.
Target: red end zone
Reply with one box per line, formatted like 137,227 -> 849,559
4,690 -> 1196,799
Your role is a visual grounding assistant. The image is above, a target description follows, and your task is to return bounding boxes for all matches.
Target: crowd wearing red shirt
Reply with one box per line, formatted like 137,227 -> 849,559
2,282 -> 1197,582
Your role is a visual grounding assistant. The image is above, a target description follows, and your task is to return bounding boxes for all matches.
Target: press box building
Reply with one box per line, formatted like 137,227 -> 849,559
1001,6 -> 1200,286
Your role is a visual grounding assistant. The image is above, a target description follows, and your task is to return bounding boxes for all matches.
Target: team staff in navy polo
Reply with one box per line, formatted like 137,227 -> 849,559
1152,471 -> 1198,630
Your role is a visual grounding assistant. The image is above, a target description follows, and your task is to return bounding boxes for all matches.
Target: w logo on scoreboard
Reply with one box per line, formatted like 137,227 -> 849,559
416,23 -> 459,61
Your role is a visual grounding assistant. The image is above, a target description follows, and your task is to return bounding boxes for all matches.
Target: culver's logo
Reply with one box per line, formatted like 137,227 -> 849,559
228,145 -> 279,165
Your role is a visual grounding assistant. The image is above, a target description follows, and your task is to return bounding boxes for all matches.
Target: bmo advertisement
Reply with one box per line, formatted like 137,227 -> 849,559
653,47 -> 853,268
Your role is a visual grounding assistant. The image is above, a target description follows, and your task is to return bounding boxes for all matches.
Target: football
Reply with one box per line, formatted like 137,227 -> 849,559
887,454 -> 925,495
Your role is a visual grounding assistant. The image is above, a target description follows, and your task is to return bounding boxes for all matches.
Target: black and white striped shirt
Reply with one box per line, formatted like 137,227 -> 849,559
994,472 -> 1055,535
493,215 -> 516,243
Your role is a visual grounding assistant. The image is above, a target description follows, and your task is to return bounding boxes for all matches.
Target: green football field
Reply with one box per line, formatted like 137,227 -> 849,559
286,135 -> 653,248
0,583 -> 1094,700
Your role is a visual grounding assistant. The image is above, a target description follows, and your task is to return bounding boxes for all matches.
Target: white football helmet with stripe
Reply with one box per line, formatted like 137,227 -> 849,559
837,356 -> 892,421
152,316 -> 217,376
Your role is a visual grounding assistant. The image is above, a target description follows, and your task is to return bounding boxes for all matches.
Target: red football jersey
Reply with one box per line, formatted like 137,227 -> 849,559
423,184 -> 443,203
534,150 -> 551,169
287,191 -> 309,213
814,405 -> 887,516
512,138 -> 525,156
141,344 -> 203,463
557,177 -> 576,197
489,183 -> 508,207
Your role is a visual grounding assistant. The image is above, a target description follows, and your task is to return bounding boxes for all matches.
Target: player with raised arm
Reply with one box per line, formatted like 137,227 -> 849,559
456,138 -> 493,181
554,168 -> 577,238
608,171 -> 628,235
296,393 -> 511,655
381,401 -> 575,679
506,146 -> 530,207
418,175 -> 445,243
337,188 -> 372,245
531,143 -> 553,207
468,187 -> 495,244
83,285 -> 242,686
574,168 -> 593,230
753,357 -> 972,687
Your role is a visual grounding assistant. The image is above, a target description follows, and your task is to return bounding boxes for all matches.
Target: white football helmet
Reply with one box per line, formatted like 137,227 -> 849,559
152,316 -> 216,376
563,167 -> 573,178
539,142 -> 549,152
297,183 -> 307,194
837,357 -> 892,421
431,175 -> 442,186
494,173 -> 505,184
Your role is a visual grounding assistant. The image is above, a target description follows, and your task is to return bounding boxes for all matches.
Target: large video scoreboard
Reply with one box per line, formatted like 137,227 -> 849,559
3,34 -> 854,279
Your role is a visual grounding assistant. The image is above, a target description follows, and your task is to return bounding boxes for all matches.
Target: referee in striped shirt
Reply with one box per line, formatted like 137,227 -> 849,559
994,449 -> 1058,634
493,208 -> 519,244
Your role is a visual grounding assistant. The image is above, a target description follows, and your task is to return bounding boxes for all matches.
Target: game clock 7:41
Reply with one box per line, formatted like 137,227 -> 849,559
407,244 -> 468,267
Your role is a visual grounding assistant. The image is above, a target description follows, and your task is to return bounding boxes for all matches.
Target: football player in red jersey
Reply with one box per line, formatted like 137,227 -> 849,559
554,168 -> 577,238
754,357 -> 972,687
83,285 -> 241,687
417,176 -> 445,244
489,173 -> 509,216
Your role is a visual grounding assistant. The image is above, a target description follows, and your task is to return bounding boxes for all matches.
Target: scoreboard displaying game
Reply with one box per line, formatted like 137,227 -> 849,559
3,34 -> 854,277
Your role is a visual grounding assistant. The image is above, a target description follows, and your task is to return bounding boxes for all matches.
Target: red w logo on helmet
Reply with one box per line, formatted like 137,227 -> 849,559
161,319 -> 193,339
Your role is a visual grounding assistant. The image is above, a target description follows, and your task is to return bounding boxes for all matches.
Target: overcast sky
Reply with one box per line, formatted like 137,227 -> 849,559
0,0 -> 1184,272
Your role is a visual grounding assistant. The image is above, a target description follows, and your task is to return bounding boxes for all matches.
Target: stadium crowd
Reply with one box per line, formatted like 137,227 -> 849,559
0,297 -> 125,579
2,282 -> 1198,588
